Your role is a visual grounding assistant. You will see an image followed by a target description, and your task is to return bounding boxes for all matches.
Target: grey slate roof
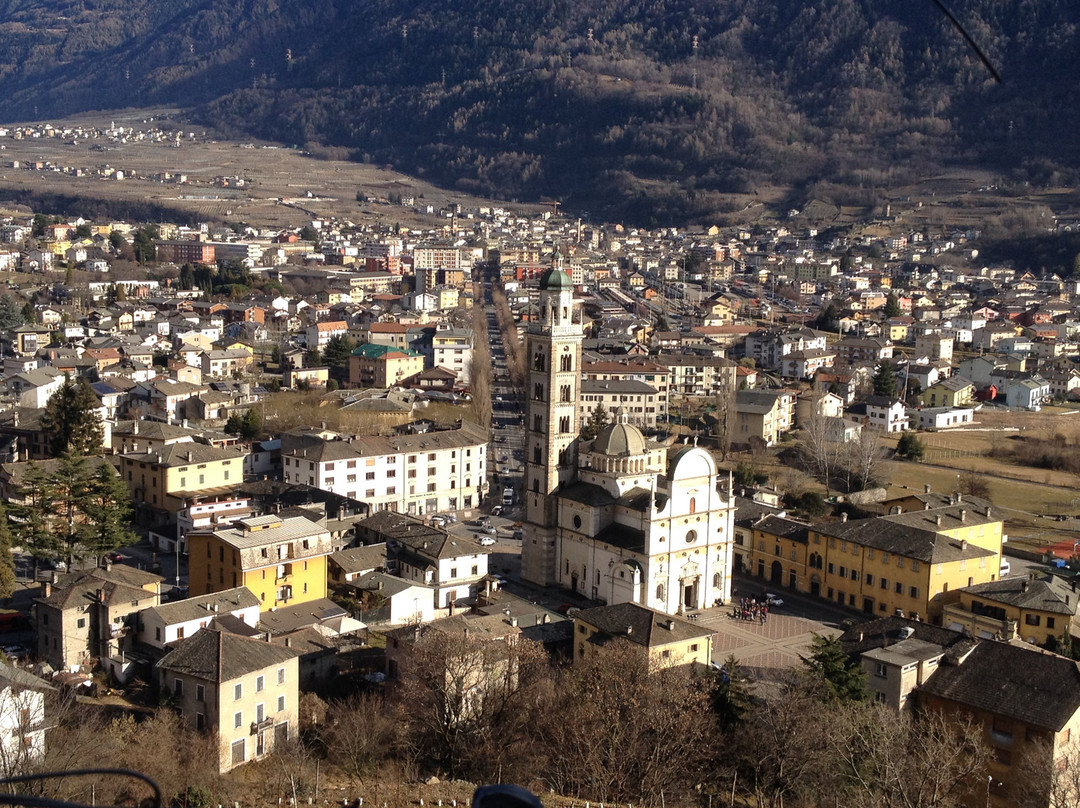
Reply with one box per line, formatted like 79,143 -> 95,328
918,641 -> 1080,731
143,587 -> 260,626
157,628 -> 299,683
962,574 -> 1079,616
576,602 -> 714,648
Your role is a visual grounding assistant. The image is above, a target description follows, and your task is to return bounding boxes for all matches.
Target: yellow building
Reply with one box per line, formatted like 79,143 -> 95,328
918,640 -> 1080,807
922,376 -> 975,408
744,501 -> 1004,622
120,443 -> 247,520
349,343 -> 425,388
157,628 -> 300,773
573,602 -> 715,670
187,515 -> 335,609
942,572 -> 1079,645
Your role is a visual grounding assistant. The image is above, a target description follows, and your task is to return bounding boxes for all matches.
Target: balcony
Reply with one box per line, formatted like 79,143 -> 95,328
250,717 -> 273,735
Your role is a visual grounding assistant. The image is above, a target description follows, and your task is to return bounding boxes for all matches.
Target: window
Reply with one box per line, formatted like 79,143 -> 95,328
909,586 -> 919,599
686,530 -> 698,544
895,582 -> 903,594
1025,614 -> 1041,626
866,574 -> 874,586
827,563 -> 835,574
256,675 -> 265,693
196,712 -> 205,730
277,667 -> 286,685
277,695 -> 285,712
911,560 -> 919,572
450,568 -> 457,579
874,662 -> 887,678
77,617 -> 86,629
173,679 -> 183,697
656,583 -> 665,600
234,711 -> 243,729
231,739 -> 245,767
234,683 -> 243,700
196,684 -> 205,702
690,644 -> 699,652
1048,617 -> 1057,630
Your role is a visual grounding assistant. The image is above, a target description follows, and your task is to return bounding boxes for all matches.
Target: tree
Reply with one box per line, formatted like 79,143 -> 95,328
801,633 -> 866,702
321,693 -> 404,782
0,505 -> 16,601
872,361 -> 898,398
713,379 -> 736,460
800,386 -> 843,495
958,470 -> 991,500
132,225 -> 159,264
896,432 -> 925,461
321,334 -> 356,367
10,461 -> 61,564
580,402 -> 611,440
0,295 -> 25,330
80,460 -> 137,559
710,654 -> 754,732
817,302 -> 841,332
842,428 -> 883,492
39,376 -> 104,457
883,293 -> 901,318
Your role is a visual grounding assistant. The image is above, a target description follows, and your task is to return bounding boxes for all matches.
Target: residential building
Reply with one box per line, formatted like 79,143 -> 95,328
137,587 -> 262,652
119,443 -> 247,524
745,499 -> 1004,621
917,641 -> 1080,807
281,421 -> 488,517
431,325 -> 473,385
34,565 -> 163,671
156,628 -> 299,773
734,389 -> 797,446
348,343 -> 425,388
573,602 -> 715,669
580,379 -> 663,428
305,320 -> 348,350
0,663 -> 54,778
942,572 -> 1080,645
838,617 -> 972,711
863,396 -> 909,432
922,376 -> 975,409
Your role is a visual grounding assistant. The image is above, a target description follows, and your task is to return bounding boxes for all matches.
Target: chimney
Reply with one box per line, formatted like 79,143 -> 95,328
665,619 -> 675,630
264,631 -> 272,642
542,613 -> 550,624
284,637 -> 291,647
924,501 -> 931,510
96,588 -> 105,603
510,617 -> 518,627
103,557 -> 112,572
625,625 -> 633,636
892,505 -> 902,515
960,509 -> 966,523
41,581 -> 51,599
1021,581 -> 1029,593
841,512 -> 848,523
956,493 -> 963,503
924,484 -> 931,494
213,603 -> 219,612
935,515 -> 942,526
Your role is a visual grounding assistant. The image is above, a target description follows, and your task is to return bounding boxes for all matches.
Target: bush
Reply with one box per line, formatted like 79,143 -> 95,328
895,432 -> 924,461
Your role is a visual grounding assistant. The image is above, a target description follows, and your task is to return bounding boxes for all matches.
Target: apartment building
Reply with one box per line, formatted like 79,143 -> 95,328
281,422 -> 488,517
119,443 -> 247,522
156,628 -> 299,773
431,325 -> 473,385
187,515 -> 336,609
580,379 -> 663,428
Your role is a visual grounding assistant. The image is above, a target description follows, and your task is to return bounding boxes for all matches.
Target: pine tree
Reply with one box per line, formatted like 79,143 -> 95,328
872,361 -> 898,399
10,461 -> 61,564
883,293 -> 900,318
801,633 -> 867,702
322,334 -> 357,367
81,460 -> 137,558
580,402 -> 611,440
710,654 -> 754,731
40,376 -> 104,457
50,453 -> 93,568
0,504 -> 17,601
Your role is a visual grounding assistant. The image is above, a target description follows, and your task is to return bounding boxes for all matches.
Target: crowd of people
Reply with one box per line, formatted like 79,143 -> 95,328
731,597 -> 769,625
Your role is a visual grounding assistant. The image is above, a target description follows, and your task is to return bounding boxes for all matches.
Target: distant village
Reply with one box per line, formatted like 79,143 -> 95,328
0,120 -> 1077,805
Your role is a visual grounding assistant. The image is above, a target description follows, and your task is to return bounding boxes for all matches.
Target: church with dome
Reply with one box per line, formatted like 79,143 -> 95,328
520,257 -> 735,615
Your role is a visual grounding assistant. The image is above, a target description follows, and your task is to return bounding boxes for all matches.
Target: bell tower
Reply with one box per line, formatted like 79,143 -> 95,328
520,253 -> 583,586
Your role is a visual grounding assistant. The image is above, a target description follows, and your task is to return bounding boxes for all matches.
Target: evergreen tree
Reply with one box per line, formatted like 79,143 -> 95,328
895,432 -> 925,461
50,453 -> 93,567
0,295 -> 24,330
322,334 -> 357,367
872,361 -> 898,399
40,376 -> 104,457
10,461 -> 60,564
883,293 -> 901,318
179,263 -> 195,289
817,302 -> 841,332
710,654 -> 754,731
132,225 -> 159,264
81,460 -> 137,558
801,633 -> 867,702
0,504 -> 17,601
580,402 -> 611,440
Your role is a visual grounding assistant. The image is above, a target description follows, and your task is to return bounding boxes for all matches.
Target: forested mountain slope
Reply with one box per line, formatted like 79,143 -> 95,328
0,0 -> 1075,223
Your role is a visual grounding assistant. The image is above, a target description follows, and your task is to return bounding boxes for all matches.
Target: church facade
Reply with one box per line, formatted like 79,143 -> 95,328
521,263 -> 735,614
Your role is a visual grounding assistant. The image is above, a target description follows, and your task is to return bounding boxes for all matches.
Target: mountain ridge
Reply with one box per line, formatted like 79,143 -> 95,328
0,0 -> 1075,224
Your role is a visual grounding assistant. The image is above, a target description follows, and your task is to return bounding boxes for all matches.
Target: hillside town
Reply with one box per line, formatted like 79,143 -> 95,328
0,154 -> 1077,805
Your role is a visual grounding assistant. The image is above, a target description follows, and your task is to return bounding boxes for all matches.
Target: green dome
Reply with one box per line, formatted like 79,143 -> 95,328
539,267 -> 573,291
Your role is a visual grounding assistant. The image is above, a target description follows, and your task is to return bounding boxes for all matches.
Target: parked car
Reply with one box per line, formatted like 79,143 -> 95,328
763,593 -> 784,607
478,536 -> 496,546
491,506 -> 504,517
481,525 -> 498,535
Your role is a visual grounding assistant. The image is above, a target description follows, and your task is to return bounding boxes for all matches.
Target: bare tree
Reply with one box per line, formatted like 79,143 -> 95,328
799,388 -> 844,496
321,693 -> 404,783
468,304 -> 492,429
843,428 -> 884,493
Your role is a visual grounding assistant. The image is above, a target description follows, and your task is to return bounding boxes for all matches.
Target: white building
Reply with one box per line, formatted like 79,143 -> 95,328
137,587 -> 261,651
0,664 -> 52,778
431,324 -> 474,385
281,422 -> 488,517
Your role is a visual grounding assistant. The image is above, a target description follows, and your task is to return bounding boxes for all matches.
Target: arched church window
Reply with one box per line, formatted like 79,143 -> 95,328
656,583 -> 665,601
560,354 -> 572,372
534,351 -> 546,371
689,497 -> 697,514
